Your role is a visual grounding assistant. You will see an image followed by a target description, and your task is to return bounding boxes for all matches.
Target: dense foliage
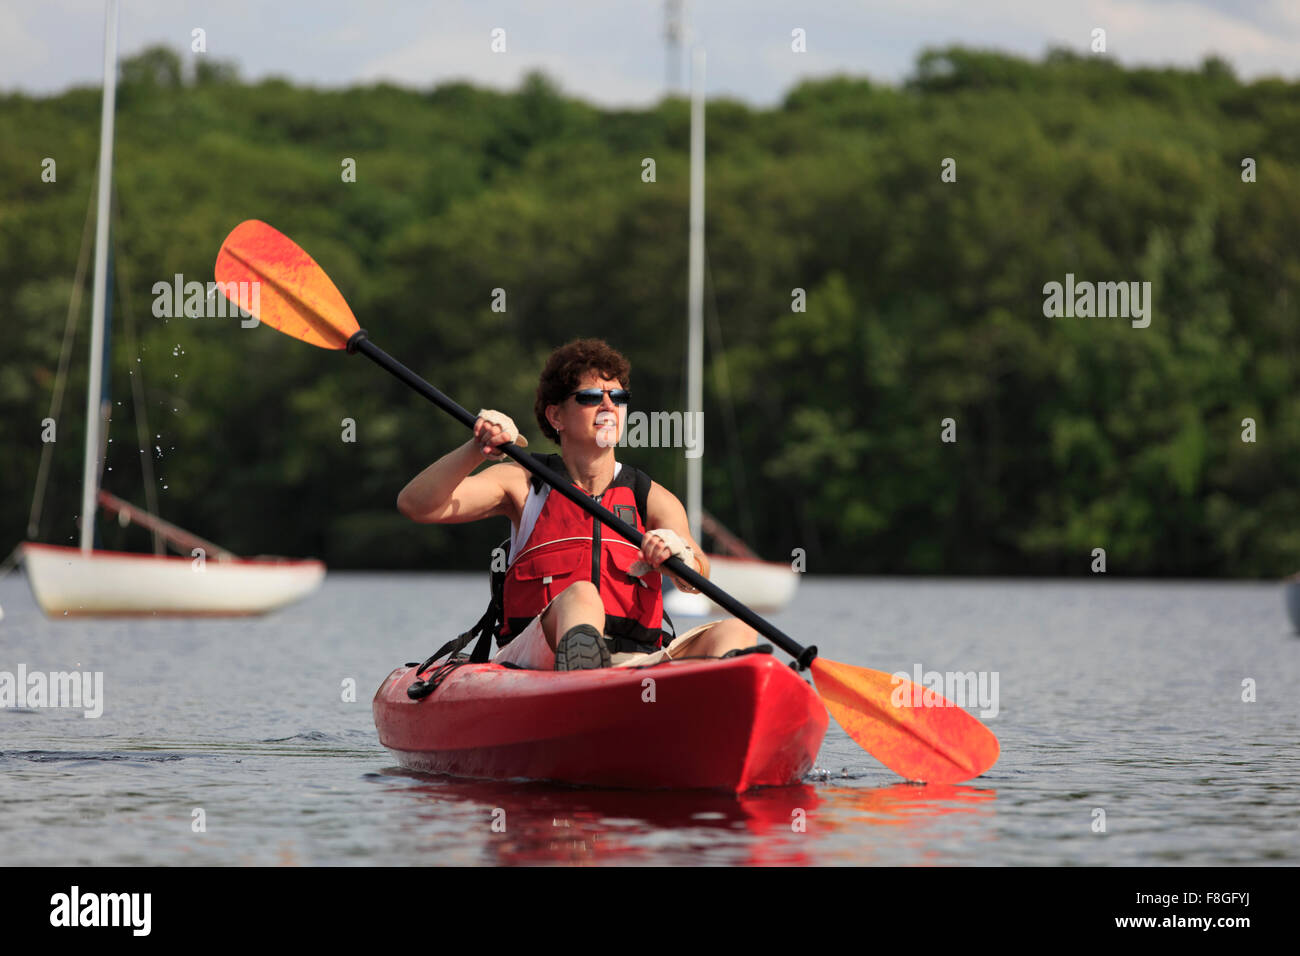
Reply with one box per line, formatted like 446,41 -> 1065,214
2,46 -> 1297,576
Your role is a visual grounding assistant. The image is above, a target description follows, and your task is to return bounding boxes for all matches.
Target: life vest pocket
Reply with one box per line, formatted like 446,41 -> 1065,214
509,545 -> 587,608
605,541 -> 658,582
604,542 -> 663,626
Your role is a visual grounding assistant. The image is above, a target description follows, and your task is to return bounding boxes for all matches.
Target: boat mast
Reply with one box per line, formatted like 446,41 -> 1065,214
664,0 -> 685,92
80,0 -> 119,553
686,46 -> 705,544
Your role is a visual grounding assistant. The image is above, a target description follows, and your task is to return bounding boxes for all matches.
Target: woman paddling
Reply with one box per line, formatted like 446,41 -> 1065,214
397,338 -> 757,670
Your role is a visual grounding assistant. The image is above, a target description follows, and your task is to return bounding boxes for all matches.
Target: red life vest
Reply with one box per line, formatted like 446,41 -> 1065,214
501,455 -> 664,653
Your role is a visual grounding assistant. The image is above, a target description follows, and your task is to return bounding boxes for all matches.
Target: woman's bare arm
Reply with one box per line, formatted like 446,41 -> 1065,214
643,481 -> 710,588
396,439 -> 527,524
397,413 -> 530,524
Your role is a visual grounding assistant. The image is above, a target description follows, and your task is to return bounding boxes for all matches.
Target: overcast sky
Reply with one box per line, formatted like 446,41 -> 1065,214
2,0 -> 1297,107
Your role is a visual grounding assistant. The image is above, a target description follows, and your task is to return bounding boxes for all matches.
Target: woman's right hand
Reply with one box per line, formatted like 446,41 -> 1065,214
474,409 -> 528,460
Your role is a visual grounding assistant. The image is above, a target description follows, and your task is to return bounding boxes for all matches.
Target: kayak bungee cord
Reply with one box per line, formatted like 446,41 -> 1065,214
215,219 -> 1000,785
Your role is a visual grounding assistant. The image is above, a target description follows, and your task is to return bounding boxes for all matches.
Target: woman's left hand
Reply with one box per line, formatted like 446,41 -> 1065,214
629,529 -> 698,592
641,528 -> 693,569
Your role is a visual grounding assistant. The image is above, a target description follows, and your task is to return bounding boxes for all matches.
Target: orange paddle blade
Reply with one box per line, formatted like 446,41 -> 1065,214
215,219 -> 359,349
811,657 -> 999,784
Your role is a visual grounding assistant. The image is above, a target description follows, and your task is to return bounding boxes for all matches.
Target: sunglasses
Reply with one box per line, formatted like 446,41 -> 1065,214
568,387 -> 630,406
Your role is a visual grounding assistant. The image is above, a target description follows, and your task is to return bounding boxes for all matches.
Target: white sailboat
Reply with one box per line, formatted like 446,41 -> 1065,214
19,0 -> 323,617
666,48 -> 799,618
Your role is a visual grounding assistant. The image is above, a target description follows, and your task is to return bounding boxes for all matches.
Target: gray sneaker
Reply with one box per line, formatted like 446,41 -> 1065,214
554,624 -> 612,671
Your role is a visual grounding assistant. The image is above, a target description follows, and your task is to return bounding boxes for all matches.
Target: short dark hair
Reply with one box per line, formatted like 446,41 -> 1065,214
534,339 -> 631,442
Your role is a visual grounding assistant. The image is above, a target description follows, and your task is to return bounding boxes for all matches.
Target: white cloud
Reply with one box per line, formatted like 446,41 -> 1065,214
0,3 -> 53,78
1089,0 -> 1300,75
354,4 -> 663,105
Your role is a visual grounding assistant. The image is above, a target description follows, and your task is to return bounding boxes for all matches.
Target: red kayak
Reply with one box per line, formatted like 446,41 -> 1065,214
373,653 -> 828,792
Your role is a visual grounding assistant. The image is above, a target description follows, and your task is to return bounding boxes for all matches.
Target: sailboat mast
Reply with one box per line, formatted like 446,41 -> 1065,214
80,0 -> 119,553
686,46 -> 705,545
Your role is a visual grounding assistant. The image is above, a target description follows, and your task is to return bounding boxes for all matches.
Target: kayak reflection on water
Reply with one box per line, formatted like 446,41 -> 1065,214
378,771 -> 823,865
397,338 -> 758,671
374,771 -> 998,866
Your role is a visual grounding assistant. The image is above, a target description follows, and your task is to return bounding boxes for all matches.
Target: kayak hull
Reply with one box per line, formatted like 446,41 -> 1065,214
373,654 -> 827,792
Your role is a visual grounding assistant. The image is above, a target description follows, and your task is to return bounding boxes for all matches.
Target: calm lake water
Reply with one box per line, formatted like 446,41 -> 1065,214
1,571 -> 1297,866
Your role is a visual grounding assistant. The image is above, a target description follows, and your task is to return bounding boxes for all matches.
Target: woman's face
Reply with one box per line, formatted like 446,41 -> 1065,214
546,372 -> 627,450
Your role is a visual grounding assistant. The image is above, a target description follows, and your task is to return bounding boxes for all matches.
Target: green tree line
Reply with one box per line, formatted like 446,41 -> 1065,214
2,45 -> 1297,576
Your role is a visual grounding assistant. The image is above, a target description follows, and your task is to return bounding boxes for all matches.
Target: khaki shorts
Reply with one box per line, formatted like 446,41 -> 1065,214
492,613 -> 720,670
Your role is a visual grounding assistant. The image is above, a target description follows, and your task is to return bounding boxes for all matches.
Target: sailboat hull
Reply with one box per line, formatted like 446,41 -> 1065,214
21,543 -> 324,617
666,555 -> 799,617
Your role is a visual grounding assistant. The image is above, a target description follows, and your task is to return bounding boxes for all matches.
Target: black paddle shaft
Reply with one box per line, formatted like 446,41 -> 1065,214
347,330 -> 817,670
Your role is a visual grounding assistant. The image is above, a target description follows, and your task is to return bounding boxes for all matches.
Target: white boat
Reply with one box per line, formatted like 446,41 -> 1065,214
668,47 -> 799,619
22,543 -> 323,617
20,1 -> 323,618
668,554 -> 800,617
